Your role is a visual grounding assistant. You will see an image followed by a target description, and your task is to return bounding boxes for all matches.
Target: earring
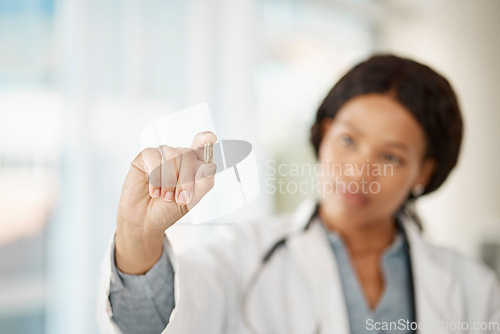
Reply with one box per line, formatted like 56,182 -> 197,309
412,184 -> 425,197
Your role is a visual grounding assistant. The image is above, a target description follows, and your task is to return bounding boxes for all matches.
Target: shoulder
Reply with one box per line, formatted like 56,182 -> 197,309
172,208 -> 298,261
403,218 -> 497,282
216,210 -> 297,255
425,241 -> 497,284
203,198 -> 317,252
428,242 -> 500,318
408,224 -> 500,300
175,199 -> 318,270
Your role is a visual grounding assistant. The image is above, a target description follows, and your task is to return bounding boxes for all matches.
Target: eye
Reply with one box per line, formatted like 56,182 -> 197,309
340,134 -> 355,147
382,153 -> 403,165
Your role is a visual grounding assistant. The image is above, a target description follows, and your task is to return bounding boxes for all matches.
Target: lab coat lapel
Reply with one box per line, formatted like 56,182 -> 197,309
402,218 -> 465,334
287,199 -> 466,334
286,200 -> 351,334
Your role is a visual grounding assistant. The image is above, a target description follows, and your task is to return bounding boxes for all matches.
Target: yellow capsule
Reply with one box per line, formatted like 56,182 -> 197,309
204,142 -> 213,164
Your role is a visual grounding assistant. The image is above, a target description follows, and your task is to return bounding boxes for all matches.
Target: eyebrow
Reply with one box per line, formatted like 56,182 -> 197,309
340,120 -> 363,135
384,141 -> 410,153
340,120 -> 410,153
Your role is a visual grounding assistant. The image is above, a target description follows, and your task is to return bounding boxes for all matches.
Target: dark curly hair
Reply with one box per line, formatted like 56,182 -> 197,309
310,54 -> 463,227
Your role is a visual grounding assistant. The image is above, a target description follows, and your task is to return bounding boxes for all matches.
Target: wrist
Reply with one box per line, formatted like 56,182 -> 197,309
115,218 -> 166,274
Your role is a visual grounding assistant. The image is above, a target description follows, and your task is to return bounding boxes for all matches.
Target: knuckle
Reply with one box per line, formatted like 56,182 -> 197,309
158,146 -> 180,161
141,148 -> 162,169
143,147 -> 159,156
163,170 -> 178,182
178,179 -> 194,189
183,149 -> 197,161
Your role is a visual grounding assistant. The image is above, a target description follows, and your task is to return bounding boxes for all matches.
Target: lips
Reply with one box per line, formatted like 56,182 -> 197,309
340,189 -> 370,206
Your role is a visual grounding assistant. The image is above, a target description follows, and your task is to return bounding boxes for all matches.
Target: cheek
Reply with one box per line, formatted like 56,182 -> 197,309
318,134 -> 345,165
375,166 -> 418,203
318,137 -> 332,161
318,141 -> 344,184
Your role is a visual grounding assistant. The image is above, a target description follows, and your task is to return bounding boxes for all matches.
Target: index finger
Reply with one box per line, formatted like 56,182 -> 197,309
191,131 -> 218,161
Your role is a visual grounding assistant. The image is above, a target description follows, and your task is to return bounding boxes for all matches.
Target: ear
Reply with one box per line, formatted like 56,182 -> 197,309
414,157 -> 437,189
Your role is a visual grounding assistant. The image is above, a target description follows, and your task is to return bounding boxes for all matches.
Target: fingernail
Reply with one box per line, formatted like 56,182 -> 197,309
203,167 -> 216,177
152,189 -> 160,198
164,191 -> 174,202
178,190 -> 191,204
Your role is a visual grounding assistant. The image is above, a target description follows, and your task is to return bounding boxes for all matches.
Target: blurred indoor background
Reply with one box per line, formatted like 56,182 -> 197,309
0,0 -> 499,333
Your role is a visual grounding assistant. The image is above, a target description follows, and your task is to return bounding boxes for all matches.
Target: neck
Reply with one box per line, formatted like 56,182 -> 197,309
319,206 -> 398,256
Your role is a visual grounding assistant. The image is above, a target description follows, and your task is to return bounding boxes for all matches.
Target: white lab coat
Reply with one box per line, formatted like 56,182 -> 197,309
98,198 -> 500,334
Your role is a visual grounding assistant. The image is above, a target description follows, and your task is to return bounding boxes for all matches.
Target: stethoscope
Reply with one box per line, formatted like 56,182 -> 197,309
241,203 -> 322,334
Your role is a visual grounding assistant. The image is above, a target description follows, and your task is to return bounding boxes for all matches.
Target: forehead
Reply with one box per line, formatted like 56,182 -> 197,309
333,94 -> 427,153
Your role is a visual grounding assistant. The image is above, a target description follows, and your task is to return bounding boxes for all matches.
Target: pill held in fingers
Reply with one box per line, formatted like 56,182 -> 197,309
204,142 -> 213,163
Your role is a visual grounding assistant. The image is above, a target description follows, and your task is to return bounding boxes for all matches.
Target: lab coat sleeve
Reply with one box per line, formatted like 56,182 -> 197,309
160,225 -> 258,334
97,233 -> 177,334
108,235 -> 175,334
485,272 -> 500,332
98,222 -> 260,334
458,254 -> 500,334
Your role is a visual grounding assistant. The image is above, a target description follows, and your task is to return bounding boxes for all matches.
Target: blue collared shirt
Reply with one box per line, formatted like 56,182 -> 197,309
321,217 -> 415,334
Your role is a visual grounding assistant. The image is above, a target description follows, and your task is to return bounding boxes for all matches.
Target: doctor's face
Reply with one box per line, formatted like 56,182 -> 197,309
318,93 -> 435,225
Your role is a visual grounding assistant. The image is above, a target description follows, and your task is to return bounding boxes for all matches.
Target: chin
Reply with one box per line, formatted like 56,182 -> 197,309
321,196 -> 386,225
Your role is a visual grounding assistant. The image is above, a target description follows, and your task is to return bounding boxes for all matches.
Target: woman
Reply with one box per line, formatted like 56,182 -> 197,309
98,55 -> 500,334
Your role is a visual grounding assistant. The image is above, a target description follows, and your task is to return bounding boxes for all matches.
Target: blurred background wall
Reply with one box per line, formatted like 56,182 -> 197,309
0,0 -> 498,333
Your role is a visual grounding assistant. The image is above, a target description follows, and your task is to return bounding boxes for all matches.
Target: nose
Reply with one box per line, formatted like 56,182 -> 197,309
344,149 -> 376,183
